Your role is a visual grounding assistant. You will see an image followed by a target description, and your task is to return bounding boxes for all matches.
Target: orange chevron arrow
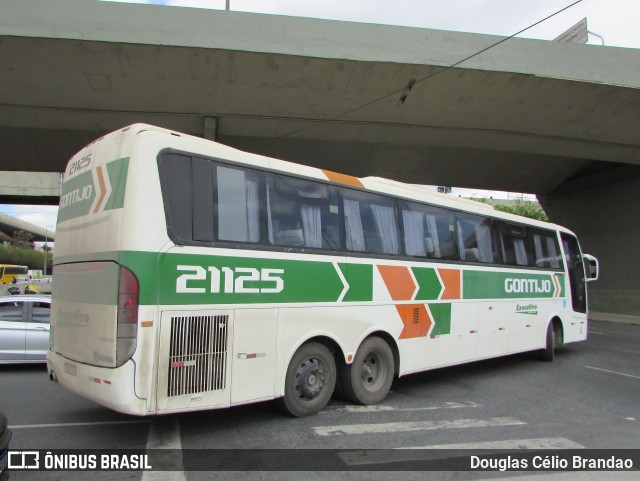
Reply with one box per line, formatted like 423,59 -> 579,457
93,165 -> 107,213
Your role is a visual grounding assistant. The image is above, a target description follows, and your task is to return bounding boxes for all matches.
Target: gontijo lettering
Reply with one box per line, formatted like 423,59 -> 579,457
505,278 -> 552,294
59,185 -> 93,208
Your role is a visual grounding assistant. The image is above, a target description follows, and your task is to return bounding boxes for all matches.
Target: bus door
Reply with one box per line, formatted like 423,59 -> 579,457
156,310 -> 233,412
560,233 -> 587,317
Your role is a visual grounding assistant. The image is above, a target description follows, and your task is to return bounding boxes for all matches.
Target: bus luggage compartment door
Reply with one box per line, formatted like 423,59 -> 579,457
156,310 -> 233,412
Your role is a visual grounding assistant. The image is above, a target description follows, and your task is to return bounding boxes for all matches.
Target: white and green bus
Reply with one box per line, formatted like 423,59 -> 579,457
48,124 -> 598,417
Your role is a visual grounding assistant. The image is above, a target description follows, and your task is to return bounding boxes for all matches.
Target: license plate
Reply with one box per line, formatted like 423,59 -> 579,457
64,362 -> 77,376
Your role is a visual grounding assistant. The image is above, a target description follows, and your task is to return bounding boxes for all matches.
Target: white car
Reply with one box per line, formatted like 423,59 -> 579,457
0,295 -> 51,363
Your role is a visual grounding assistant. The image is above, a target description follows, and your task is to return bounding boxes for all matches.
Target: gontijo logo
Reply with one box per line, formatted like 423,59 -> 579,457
58,157 -> 129,222
505,278 -> 552,294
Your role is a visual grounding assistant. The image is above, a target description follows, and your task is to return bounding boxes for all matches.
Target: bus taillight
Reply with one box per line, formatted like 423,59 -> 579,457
116,265 -> 139,366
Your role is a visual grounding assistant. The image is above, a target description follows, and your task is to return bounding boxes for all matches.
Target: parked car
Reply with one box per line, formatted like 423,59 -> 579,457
0,295 -> 51,363
0,412 -> 10,480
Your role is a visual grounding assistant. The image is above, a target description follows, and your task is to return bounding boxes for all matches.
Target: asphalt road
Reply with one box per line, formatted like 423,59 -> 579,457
2,319 -> 639,480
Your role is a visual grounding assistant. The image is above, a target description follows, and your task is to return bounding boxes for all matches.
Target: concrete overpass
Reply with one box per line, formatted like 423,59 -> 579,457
1,0 -> 639,317
0,212 -> 55,243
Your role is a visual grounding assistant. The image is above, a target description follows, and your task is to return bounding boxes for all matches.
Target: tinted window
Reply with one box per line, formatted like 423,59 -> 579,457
0,302 -> 23,322
217,165 -> 261,243
157,153 -> 567,270
159,154 -> 263,245
532,230 -> 562,269
30,302 -> 51,324
343,190 -> 398,255
561,233 -> 587,313
5,267 -> 28,275
499,222 -> 532,266
456,214 -> 499,263
267,175 -> 340,250
159,154 -> 194,242
401,202 -> 457,260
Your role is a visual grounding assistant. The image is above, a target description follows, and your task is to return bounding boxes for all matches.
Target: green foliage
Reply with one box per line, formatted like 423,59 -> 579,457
477,199 -> 549,222
12,230 -> 34,249
0,245 -> 51,270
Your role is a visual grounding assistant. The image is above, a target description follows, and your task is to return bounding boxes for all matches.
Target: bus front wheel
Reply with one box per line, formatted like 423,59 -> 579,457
339,337 -> 394,405
540,321 -> 561,362
277,342 -> 336,417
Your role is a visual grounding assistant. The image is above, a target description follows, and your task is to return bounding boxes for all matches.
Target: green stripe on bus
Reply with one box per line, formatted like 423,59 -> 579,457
463,271 -> 565,299
340,263 -> 373,302
412,267 -> 442,301
104,157 -> 129,211
429,303 -> 451,336
154,253 -> 348,305
68,251 -> 566,306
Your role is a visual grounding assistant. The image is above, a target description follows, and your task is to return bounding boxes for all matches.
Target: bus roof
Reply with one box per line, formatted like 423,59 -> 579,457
82,124 -> 569,235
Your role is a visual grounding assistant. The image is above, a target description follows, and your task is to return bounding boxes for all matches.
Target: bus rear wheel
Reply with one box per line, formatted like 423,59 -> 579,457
277,342 -> 336,417
339,337 -> 394,405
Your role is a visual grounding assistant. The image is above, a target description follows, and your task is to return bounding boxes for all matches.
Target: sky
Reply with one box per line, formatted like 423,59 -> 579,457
2,0 -> 637,230
110,0 -> 640,48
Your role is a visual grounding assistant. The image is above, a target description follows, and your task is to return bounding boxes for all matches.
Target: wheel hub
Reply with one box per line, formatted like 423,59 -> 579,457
361,353 -> 381,388
296,359 -> 325,400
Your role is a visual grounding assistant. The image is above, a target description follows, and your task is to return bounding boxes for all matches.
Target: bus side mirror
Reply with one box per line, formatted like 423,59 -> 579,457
583,254 -> 599,281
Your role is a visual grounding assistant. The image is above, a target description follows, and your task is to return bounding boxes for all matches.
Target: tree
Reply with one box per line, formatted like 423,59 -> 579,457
12,230 -> 34,249
476,199 -> 549,222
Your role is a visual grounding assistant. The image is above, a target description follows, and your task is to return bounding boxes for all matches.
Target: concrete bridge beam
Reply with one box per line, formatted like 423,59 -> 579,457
0,171 -> 62,205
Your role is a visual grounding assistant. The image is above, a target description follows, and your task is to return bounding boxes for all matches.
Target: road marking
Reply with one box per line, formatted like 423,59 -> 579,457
142,417 -> 185,481
339,438 -> 584,466
10,420 -> 150,429
589,331 -> 603,335
323,401 -> 481,414
404,437 -> 585,450
313,416 -> 525,436
585,365 -> 640,380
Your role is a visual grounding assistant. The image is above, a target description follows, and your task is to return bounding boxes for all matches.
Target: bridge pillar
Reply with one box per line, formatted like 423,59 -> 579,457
203,117 -> 219,141
539,165 -> 640,321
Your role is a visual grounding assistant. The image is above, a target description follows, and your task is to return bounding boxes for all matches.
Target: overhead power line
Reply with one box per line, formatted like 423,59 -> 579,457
276,0 -> 583,139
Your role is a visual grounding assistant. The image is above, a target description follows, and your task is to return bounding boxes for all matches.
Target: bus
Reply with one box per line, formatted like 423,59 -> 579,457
47,124 -> 599,417
0,265 -> 29,284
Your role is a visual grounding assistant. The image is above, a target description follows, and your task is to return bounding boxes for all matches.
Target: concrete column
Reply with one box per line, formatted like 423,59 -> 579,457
540,166 -> 640,321
203,117 -> 218,141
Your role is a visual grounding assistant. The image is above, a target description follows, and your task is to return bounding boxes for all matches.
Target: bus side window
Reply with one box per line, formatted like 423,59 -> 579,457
499,222 -> 532,267
266,175 -> 339,250
401,202 -> 456,260
456,214 -> 499,264
158,154 -> 194,243
343,190 -> 398,255
216,165 -> 261,243
532,230 -> 562,269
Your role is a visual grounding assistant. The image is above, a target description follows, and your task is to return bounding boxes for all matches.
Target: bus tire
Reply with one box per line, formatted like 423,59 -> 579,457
339,337 -> 394,405
277,342 -> 336,417
540,322 -> 557,362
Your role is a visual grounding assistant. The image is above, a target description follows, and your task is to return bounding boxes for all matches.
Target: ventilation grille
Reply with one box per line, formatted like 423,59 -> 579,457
168,315 -> 228,397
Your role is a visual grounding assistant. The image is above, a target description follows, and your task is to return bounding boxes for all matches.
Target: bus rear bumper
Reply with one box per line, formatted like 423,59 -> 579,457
47,350 -> 150,416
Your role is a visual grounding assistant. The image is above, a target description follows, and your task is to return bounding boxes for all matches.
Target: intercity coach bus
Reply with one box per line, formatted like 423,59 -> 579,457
47,124 -> 598,417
